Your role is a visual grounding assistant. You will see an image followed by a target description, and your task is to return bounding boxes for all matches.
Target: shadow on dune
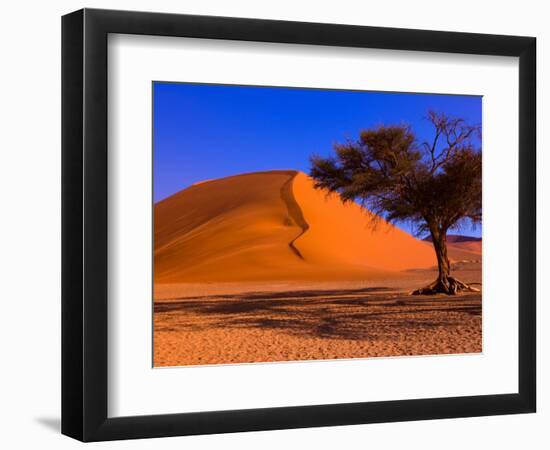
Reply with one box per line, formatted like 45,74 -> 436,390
154,287 -> 481,341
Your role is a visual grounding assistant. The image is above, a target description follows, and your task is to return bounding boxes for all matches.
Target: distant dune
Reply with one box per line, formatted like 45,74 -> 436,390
449,241 -> 482,256
423,234 -> 482,259
154,170 -> 440,286
446,235 -> 482,243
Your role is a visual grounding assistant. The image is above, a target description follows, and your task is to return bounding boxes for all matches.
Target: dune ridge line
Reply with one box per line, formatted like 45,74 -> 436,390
280,171 -> 310,259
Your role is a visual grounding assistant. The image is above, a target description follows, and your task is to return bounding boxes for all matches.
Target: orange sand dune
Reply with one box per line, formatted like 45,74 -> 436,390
154,170 -> 436,286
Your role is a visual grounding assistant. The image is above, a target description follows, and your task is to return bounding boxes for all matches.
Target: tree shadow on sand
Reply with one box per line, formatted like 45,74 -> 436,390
154,287 -> 481,341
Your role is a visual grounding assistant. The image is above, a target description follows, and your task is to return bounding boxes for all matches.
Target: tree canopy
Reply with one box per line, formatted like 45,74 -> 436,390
309,111 -> 481,295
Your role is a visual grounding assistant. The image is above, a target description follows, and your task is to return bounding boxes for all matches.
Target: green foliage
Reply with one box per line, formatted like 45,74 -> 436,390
310,111 -> 481,238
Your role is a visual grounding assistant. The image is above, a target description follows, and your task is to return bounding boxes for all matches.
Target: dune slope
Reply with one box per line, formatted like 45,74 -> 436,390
154,170 -> 436,284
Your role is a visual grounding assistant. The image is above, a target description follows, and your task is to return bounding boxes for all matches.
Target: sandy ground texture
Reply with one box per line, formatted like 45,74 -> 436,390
154,266 -> 481,367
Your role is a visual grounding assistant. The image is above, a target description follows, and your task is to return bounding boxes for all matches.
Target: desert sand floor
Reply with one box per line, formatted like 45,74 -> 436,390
154,267 -> 482,367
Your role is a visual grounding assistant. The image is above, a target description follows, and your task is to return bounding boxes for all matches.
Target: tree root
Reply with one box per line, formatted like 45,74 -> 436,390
411,276 -> 480,296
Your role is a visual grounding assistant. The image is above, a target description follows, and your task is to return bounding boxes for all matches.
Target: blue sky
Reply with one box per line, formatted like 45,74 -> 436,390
153,82 -> 482,237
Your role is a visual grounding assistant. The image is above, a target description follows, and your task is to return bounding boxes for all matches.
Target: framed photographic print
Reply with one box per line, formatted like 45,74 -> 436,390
61,8 -> 536,441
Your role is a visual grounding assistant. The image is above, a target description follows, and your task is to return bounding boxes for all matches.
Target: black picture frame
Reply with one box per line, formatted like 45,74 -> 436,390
61,8 -> 536,442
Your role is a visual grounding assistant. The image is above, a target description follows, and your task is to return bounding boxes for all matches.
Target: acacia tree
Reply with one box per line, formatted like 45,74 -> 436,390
309,111 -> 481,295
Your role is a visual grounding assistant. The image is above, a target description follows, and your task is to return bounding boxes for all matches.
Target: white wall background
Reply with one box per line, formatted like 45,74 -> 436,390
0,1 -> 546,448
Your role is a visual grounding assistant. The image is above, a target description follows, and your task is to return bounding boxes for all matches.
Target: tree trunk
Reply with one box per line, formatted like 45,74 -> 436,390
411,227 -> 479,295
434,230 -> 451,282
